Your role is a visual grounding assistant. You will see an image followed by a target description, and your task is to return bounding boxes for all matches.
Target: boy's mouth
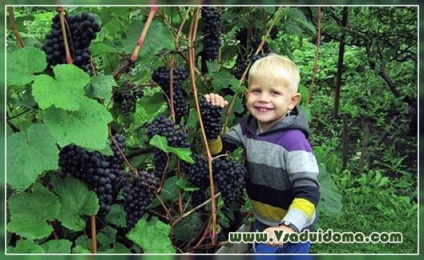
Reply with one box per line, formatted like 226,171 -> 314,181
255,106 -> 273,112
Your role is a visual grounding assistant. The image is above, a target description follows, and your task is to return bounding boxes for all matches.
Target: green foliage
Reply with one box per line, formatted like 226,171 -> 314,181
5,6 -> 416,254
7,47 -> 47,87
127,216 -> 175,253
8,183 -> 60,239
7,124 -> 58,191
51,176 -> 99,231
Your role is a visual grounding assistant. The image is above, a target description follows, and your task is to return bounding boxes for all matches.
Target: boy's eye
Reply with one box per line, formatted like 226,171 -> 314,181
271,91 -> 280,95
250,89 -> 261,93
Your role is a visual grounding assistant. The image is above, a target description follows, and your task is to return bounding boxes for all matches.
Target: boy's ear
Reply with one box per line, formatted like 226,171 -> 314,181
244,89 -> 249,98
289,93 -> 301,110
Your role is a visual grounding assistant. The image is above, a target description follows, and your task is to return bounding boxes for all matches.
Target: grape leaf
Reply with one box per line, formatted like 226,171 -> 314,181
51,176 -> 99,231
168,147 -> 194,164
97,226 -> 117,246
173,212 -> 202,242
44,98 -> 113,151
7,183 -> 61,240
40,239 -> 73,253
132,90 -> 167,125
7,239 -> 45,253
124,19 -> 175,58
7,123 -> 58,191
148,176 -> 179,209
105,204 -> 126,228
86,75 -> 117,100
7,47 -> 47,87
149,135 -> 193,164
32,64 -> 91,111
211,69 -> 240,93
127,216 -> 175,253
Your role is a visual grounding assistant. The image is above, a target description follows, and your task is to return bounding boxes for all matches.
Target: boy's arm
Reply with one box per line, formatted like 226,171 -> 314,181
280,133 -> 320,232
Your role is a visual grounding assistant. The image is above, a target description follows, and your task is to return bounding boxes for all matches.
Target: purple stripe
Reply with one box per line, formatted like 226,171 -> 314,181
240,120 -> 312,152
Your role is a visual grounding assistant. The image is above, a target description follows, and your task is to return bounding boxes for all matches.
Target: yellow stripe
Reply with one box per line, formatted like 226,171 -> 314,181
290,198 -> 315,218
251,199 -> 287,221
208,136 -> 223,155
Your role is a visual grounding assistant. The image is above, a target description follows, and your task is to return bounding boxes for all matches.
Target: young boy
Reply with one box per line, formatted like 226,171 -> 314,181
205,54 -> 320,253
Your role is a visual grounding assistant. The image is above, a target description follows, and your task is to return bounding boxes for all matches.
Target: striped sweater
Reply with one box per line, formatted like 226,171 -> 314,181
211,107 -> 320,232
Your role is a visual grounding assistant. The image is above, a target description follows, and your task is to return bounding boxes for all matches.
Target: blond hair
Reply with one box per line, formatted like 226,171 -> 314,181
248,54 -> 300,93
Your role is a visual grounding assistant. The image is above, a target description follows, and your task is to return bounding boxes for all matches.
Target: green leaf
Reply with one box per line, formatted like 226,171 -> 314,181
149,176 -> 179,209
40,239 -> 73,253
176,177 -> 199,192
317,163 -> 343,216
8,183 -> 61,240
299,85 -> 309,104
105,204 -> 127,228
32,64 -> 91,111
206,60 -> 220,73
97,226 -> 117,246
149,135 -> 169,153
132,89 -> 167,125
44,98 -> 113,150
211,69 -> 240,93
186,108 -> 199,129
7,123 -> 58,191
168,147 -> 194,164
51,176 -> 99,231
103,242 -> 131,253
90,42 -> 120,56
86,75 -> 117,100
173,212 -> 202,242
7,239 -> 45,253
74,235 -> 92,252
127,215 -> 175,253
7,47 -> 47,87
124,19 -> 175,58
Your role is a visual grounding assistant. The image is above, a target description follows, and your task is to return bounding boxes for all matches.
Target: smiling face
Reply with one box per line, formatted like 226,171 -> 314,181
246,55 -> 301,133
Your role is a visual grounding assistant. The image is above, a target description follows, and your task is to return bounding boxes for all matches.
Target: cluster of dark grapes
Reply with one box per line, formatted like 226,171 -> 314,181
200,98 -> 223,140
42,12 -> 101,70
113,81 -> 144,114
213,157 -> 247,212
121,170 -> 157,229
231,26 -> 279,80
201,7 -> 222,61
58,134 -> 125,215
152,67 -> 189,123
183,155 -> 246,211
233,52 -> 268,80
147,116 -> 190,177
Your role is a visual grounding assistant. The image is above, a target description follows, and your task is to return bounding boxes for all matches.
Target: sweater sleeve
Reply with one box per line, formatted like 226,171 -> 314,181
281,132 -> 320,232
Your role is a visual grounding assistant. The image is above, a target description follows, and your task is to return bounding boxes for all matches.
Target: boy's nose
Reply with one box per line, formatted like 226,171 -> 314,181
258,94 -> 270,102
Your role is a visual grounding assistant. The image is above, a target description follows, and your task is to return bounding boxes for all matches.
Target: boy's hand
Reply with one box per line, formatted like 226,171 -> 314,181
263,225 -> 295,247
205,93 -> 228,108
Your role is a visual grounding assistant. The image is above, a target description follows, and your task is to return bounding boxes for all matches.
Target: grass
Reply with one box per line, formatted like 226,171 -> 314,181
310,171 -> 417,254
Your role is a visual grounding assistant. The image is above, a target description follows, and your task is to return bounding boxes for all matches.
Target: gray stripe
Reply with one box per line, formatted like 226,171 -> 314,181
247,162 -> 291,191
286,151 -> 319,174
224,124 -> 243,144
246,139 -> 287,169
292,178 -> 320,188
283,208 -> 316,232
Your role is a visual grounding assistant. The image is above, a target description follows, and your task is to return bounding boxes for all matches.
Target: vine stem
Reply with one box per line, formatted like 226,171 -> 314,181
307,6 -> 321,104
7,7 -> 24,48
172,7 -> 191,215
187,7 -> 218,246
223,7 -> 282,130
130,5 -> 157,62
90,215 -> 97,253
173,192 -> 221,226
108,127 -> 137,175
57,7 -> 73,64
